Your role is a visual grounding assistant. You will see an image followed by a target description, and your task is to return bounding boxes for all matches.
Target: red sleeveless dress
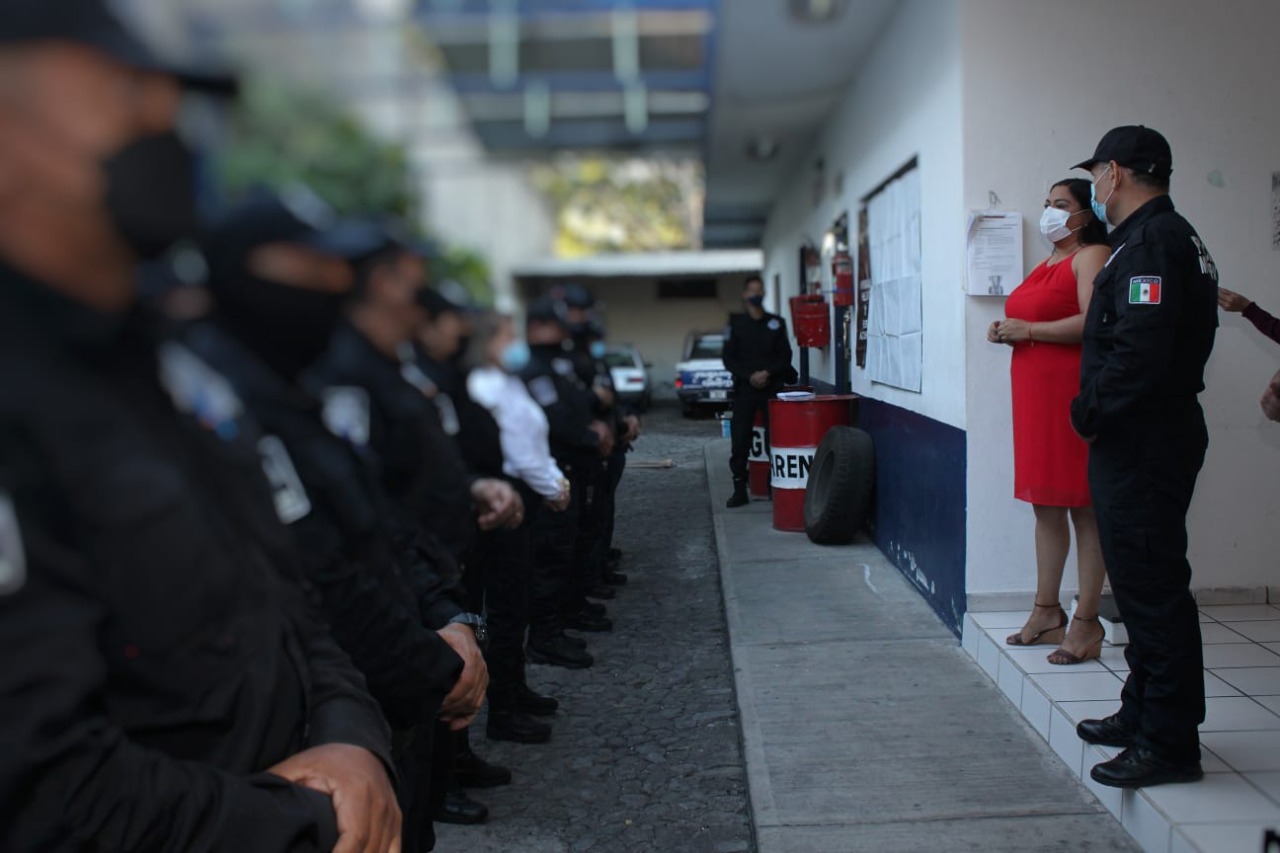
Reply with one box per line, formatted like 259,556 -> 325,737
1005,257 -> 1091,507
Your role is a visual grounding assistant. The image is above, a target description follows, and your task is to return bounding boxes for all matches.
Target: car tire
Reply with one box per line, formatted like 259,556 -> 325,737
804,426 -> 874,545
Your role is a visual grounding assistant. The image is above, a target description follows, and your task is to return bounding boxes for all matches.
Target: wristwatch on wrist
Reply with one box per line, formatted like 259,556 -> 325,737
448,612 -> 489,647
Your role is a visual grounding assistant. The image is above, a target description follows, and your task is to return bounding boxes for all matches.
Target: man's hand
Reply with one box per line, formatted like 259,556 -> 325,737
593,384 -> 616,409
621,414 -> 642,444
436,623 -> 489,731
266,744 -> 402,853
471,478 -> 523,531
749,370 -> 770,389
546,478 -> 571,512
590,420 -> 615,456
1262,369 -> 1280,422
1218,287 -> 1253,314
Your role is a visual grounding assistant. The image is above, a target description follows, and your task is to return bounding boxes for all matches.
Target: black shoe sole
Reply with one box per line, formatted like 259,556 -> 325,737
1089,764 -> 1203,789
433,809 -> 489,826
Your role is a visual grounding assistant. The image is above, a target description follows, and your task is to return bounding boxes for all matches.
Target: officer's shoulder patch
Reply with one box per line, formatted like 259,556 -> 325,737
767,318 -> 782,331
321,386 -> 372,447
528,375 -> 559,407
157,342 -> 244,441
257,436 -> 312,524
551,358 -> 576,378
0,492 -> 26,596
1128,276 -> 1163,305
434,393 -> 461,437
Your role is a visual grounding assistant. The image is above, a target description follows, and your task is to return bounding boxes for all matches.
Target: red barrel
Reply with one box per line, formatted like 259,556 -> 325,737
768,395 -> 854,532
748,409 -> 770,498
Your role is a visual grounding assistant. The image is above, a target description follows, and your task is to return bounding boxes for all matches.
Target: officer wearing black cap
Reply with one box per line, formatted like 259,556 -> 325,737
303,243 -> 522,827
189,191 -> 492,852
0,4 -> 400,851
1068,126 -> 1219,789
723,275 -> 794,507
521,296 -> 615,668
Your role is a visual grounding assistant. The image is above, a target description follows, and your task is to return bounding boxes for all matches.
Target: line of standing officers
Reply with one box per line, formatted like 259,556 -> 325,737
0,4 -> 640,851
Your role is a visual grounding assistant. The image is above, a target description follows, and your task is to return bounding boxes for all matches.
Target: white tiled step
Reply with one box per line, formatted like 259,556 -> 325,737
963,608 -> 1280,853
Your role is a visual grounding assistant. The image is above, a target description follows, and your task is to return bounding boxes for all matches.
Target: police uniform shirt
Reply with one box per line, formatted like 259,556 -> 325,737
184,321 -> 465,729
722,311 -> 794,395
305,322 -> 477,565
1071,195 -> 1219,438
521,343 -> 602,469
0,265 -> 391,852
468,365 -> 566,500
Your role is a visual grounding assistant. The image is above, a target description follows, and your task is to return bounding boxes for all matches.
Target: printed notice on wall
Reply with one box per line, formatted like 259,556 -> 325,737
966,211 -> 1023,296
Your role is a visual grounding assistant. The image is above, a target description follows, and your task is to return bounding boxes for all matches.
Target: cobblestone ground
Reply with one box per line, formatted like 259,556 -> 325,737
435,401 -> 754,853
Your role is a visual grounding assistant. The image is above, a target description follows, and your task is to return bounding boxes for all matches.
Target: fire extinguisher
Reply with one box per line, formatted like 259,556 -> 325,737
832,244 -> 854,307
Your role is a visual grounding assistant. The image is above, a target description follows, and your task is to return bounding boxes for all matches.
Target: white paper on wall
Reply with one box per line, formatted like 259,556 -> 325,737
865,168 -> 923,392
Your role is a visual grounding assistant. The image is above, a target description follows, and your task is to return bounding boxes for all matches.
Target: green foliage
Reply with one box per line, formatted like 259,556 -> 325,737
215,79 -> 420,221
434,245 -> 494,306
532,155 -> 704,257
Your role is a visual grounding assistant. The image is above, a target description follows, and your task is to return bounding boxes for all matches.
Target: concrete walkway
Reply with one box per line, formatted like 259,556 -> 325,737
705,440 -> 1138,852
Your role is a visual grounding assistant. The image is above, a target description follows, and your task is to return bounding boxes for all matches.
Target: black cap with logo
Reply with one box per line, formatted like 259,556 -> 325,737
1073,125 -> 1173,179
526,296 -> 570,327
0,0 -> 237,93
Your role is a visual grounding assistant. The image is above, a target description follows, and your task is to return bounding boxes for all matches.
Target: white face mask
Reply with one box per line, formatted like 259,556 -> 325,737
1039,206 -> 1082,243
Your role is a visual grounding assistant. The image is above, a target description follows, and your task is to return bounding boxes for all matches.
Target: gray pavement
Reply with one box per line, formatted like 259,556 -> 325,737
706,439 -> 1139,852
435,404 -> 753,852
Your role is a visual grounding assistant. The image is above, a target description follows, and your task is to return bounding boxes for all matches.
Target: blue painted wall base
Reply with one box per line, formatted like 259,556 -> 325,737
855,397 -> 967,637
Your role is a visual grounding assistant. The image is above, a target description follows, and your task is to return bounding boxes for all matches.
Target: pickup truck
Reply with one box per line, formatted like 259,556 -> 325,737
674,332 -> 734,417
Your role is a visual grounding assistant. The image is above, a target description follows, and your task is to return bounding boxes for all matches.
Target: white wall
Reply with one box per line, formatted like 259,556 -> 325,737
961,0 -> 1280,598
760,0 -> 966,429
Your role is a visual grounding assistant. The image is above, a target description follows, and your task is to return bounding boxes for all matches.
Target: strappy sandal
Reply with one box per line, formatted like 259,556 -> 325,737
1005,601 -> 1068,647
1047,614 -> 1104,665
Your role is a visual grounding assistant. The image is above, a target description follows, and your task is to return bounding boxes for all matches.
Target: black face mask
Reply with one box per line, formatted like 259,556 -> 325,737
213,273 -> 347,381
745,295 -> 765,308
101,131 -> 199,261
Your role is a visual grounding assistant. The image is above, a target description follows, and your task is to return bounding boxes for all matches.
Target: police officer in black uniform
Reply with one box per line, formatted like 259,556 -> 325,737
304,244 -> 522,827
0,6 -> 401,850
723,275 -> 794,508
190,193 -> 492,851
522,297 -> 616,668
1069,126 -> 1219,789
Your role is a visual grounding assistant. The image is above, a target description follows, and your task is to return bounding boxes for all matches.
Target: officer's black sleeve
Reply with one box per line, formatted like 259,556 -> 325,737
767,319 -> 794,378
291,510 -> 463,730
378,503 -> 470,628
0,490 -> 342,851
1071,234 -> 1184,437
546,387 -> 603,452
721,319 -> 752,382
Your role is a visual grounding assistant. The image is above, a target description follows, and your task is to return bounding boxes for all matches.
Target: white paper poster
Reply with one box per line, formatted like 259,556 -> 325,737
966,211 -> 1023,296
864,167 -> 923,392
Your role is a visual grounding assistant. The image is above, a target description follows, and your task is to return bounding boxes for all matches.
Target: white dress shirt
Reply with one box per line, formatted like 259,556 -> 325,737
467,366 -> 565,499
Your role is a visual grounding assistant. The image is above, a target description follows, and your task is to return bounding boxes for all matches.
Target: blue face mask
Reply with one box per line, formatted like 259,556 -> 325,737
1090,165 -> 1114,225
589,340 -> 607,359
746,295 -> 765,308
500,340 -> 531,373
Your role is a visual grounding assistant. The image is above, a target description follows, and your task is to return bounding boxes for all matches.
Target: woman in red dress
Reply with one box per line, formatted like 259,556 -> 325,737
990,179 -> 1110,664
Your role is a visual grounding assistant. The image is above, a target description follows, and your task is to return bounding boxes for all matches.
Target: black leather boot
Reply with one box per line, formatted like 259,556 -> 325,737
726,479 -> 749,508
486,710 -> 552,744
527,634 -> 594,669
515,683 -> 560,716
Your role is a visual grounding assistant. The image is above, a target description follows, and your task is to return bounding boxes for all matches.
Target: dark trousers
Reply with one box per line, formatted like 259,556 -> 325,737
729,391 -> 770,481
472,482 -> 537,703
393,722 -> 439,853
530,468 -> 580,641
572,461 -> 607,597
595,446 -> 627,560
1089,406 -> 1208,763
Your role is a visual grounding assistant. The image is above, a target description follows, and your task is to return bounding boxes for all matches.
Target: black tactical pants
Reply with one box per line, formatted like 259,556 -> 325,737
571,460 -> 607,600
1089,405 -> 1208,763
473,481 -> 538,704
529,466 -> 580,642
729,390 -> 770,482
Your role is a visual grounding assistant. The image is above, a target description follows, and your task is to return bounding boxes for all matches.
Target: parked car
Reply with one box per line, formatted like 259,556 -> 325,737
605,345 -> 652,411
675,331 -> 734,417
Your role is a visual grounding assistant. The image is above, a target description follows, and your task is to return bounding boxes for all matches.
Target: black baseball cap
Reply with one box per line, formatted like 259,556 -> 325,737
553,284 -> 595,309
415,280 -> 477,317
204,188 -> 395,276
1073,125 -> 1173,178
0,0 -> 237,94
526,295 -> 570,327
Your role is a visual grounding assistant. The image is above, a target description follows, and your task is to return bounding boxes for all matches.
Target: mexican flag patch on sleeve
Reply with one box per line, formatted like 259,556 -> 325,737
1129,276 -> 1162,305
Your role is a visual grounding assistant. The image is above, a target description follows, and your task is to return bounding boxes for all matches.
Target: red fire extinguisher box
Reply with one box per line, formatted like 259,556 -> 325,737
789,295 -> 830,348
